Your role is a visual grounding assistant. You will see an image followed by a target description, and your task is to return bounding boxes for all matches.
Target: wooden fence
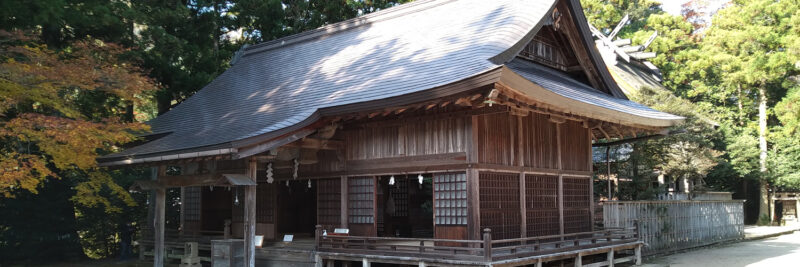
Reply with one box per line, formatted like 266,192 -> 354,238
602,200 -> 745,256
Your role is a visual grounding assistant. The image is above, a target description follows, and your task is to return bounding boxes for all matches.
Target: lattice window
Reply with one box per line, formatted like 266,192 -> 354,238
387,176 -> 408,217
184,186 -> 202,222
434,173 -> 467,225
256,183 -> 275,223
519,37 -> 568,70
348,177 -> 375,224
479,172 -> 520,240
526,174 -> 559,237
317,178 -> 341,229
563,177 -> 591,233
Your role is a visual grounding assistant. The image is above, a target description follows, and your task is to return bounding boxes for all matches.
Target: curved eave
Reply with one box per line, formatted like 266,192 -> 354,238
498,66 -> 684,129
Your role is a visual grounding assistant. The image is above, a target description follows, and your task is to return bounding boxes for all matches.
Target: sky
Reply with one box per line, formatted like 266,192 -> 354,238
656,0 -> 690,16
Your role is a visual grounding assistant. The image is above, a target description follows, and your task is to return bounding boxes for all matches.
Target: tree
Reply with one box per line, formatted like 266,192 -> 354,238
0,30 -> 156,261
676,0 -> 800,219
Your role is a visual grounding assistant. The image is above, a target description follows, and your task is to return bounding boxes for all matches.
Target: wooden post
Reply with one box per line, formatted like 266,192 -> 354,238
314,254 -> 322,267
634,245 -> 642,265
243,159 -> 257,267
555,123 -> 565,238
574,253 -> 582,267
606,146 -> 612,200
588,127 -> 595,231
468,168 -> 481,241
315,225 -> 322,250
341,176 -> 348,229
520,171 -> 527,238
517,115 -> 527,239
483,228 -> 492,262
607,249 -> 615,267
154,186 -> 166,267
362,258 -> 370,267
180,186 -> 185,237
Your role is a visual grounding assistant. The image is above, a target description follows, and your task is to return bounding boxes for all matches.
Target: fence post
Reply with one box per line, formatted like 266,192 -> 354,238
483,228 -> 492,262
315,225 -> 322,250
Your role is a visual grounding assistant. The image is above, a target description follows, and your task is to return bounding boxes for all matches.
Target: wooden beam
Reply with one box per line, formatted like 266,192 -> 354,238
556,1 -> 604,92
244,159 -> 257,267
598,127 -> 611,140
611,126 -> 624,139
284,138 -> 344,150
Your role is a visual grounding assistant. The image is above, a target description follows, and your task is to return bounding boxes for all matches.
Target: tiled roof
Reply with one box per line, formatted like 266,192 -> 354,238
101,0 -> 681,163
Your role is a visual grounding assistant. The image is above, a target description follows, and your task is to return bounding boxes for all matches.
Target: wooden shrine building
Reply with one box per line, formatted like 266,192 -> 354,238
99,0 -> 683,266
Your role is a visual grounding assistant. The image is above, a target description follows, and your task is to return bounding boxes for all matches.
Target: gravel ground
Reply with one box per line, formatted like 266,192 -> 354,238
648,231 -> 800,267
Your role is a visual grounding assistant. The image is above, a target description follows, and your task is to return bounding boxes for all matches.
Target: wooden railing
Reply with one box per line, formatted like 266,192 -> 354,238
316,222 -> 641,263
316,228 -> 486,262
488,224 -> 640,261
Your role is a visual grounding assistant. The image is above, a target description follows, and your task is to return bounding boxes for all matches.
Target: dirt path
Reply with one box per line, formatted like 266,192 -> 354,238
648,231 -> 800,267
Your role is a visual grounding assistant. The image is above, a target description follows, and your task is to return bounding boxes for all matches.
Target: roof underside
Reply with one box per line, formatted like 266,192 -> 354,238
504,59 -> 683,128
101,0 -> 682,164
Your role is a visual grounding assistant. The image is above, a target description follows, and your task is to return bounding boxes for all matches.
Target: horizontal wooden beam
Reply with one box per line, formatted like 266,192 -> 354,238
283,138 -> 343,150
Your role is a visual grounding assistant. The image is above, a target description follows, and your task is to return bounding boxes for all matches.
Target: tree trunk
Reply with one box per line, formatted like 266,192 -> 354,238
758,86 -> 770,221
737,84 -> 744,126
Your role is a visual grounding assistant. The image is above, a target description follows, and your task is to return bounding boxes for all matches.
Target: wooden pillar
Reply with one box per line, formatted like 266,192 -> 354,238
517,115 -> 526,238
467,168 -> 481,240
519,171 -> 527,238
243,159 -> 257,267
556,122 -> 565,237
588,128 -> 595,231
341,175 -> 348,229
468,115 -> 481,241
607,249 -> 615,267
483,228 -> 492,262
180,187 -> 186,236
574,253 -> 582,267
154,185 -> 166,267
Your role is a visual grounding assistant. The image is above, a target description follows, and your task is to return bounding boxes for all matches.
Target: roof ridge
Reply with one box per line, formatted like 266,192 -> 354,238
243,0 -> 454,56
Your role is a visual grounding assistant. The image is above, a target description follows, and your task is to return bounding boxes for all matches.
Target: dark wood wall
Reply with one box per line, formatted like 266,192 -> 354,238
474,112 -> 593,239
180,108 -> 594,242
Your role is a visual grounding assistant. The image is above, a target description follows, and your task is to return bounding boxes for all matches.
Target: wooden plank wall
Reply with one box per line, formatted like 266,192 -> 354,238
520,113 -> 559,169
344,116 -> 469,160
559,121 -> 591,172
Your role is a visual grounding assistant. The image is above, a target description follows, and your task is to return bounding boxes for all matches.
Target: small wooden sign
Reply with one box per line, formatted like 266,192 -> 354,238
254,235 -> 264,248
283,234 -> 294,242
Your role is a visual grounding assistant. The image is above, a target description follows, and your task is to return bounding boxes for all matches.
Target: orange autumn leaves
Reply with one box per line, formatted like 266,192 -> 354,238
0,30 -> 155,202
